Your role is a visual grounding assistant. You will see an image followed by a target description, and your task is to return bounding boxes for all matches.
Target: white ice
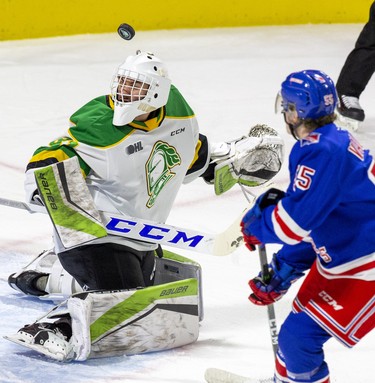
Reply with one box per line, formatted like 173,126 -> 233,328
0,24 -> 374,383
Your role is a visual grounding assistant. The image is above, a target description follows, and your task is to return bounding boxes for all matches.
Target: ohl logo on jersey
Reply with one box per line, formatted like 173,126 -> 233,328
126,141 -> 144,155
145,141 -> 181,207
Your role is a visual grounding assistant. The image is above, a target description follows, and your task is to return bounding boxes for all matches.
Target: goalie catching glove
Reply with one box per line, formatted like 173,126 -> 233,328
249,254 -> 305,306
208,124 -> 284,195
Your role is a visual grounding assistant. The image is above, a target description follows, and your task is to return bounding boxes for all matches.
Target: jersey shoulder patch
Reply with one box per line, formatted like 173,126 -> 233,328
300,132 -> 321,147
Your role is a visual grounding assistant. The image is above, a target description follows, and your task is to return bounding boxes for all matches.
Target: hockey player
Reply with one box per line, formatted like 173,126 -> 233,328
6,50 -> 284,361
241,70 -> 375,383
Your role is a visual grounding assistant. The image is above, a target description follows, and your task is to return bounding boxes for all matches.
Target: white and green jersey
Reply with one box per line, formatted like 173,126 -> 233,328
26,85 -> 210,250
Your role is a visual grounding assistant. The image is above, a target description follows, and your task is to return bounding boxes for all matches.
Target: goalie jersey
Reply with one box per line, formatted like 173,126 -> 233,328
25,85 -> 210,250
250,123 -> 375,277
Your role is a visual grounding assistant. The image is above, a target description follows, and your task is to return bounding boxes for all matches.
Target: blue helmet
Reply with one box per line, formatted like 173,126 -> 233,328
280,70 -> 337,119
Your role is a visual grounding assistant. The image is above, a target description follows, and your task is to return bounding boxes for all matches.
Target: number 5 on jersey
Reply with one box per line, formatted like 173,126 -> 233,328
293,164 -> 316,191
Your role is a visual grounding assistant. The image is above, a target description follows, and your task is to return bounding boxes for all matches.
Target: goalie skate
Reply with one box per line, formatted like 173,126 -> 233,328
5,322 -> 74,362
8,270 -> 48,296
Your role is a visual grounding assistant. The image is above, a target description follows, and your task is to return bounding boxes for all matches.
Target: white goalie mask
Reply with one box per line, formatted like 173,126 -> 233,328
111,51 -> 172,126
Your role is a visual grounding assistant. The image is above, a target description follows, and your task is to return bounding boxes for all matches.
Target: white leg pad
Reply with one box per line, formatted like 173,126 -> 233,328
68,278 -> 199,361
154,253 -> 204,321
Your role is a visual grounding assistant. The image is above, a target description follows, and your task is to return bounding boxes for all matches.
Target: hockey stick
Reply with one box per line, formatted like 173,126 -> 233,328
0,196 -> 45,214
204,368 -> 273,383
203,250 -> 277,383
0,196 -> 245,256
238,184 -> 279,358
258,243 -> 279,358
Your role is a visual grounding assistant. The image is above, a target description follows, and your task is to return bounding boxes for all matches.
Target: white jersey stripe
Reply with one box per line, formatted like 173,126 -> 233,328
271,201 -> 311,245
317,252 -> 375,281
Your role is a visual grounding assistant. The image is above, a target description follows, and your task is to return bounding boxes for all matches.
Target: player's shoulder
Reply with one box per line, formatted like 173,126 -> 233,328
70,95 -> 113,119
165,85 -> 195,119
69,95 -> 128,147
69,95 -> 114,129
297,123 -> 348,154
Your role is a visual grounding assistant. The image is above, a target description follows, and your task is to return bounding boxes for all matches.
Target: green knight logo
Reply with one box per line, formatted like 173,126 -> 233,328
146,141 -> 181,207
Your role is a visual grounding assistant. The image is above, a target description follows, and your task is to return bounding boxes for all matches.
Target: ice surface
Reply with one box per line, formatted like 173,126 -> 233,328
0,24 -> 374,382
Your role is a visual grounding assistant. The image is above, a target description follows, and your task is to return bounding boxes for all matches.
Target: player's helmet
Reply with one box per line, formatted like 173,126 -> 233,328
277,69 -> 337,120
111,51 -> 171,126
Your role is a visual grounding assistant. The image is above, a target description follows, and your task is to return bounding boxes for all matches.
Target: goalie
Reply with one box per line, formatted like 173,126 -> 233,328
6,50 -> 283,362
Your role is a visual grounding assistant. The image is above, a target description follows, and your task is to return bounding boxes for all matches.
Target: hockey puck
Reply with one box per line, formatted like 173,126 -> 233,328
117,23 -> 135,41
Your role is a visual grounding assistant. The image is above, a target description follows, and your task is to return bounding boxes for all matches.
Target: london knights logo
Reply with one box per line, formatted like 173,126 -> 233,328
146,141 -> 181,207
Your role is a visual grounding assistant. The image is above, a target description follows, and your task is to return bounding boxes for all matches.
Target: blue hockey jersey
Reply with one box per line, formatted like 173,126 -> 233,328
249,123 -> 375,271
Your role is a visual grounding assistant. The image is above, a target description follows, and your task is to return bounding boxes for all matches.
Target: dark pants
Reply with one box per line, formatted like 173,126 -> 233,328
58,243 -> 156,291
336,1 -> 375,97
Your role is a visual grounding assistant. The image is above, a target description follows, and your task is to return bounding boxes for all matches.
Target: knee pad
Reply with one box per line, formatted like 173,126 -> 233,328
43,259 -> 83,300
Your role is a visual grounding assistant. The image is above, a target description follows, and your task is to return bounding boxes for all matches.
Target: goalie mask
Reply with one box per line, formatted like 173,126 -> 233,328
111,51 -> 172,126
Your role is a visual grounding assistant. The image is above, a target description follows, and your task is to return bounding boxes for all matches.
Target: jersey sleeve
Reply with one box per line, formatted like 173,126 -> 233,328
25,136 -> 91,204
183,133 -> 210,183
26,136 -> 91,175
276,242 -> 316,271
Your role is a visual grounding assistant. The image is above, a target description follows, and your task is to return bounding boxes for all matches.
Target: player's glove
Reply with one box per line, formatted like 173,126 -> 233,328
240,221 -> 261,251
257,188 -> 285,209
248,255 -> 305,306
240,188 -> 285,251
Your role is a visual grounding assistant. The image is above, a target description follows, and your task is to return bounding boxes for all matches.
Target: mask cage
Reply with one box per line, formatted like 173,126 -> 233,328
111,70 -> 156,106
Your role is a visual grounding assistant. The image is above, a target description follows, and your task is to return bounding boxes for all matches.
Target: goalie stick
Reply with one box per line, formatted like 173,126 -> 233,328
204,368 -> 273,383
0,196 -> 245,256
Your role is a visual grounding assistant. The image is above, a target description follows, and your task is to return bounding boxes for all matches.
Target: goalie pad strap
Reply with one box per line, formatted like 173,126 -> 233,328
44,259 -> 83,300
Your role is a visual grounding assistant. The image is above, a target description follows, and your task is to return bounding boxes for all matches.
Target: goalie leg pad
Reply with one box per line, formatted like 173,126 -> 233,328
154,249 -> 204,321
69,278 -> 199,361
6,278 -> 199,362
